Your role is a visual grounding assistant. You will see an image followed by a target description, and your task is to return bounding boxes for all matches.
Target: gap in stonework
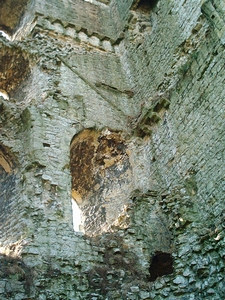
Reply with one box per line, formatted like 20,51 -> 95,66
149,251 -> 173,281
0,90 -> 9,100
71,199 -> 82,232
136,0 -> 158,11
0,30 -> 11,40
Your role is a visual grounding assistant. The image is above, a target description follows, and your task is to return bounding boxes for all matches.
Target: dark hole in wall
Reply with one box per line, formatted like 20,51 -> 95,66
136,0 -> 158,12
43,143 -> 50,148
149,251 -> 173,281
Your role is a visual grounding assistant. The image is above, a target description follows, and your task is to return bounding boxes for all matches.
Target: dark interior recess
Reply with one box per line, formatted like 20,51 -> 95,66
149,251 -> 173,281
43,143 -> 51,147
136,0 -> 158,11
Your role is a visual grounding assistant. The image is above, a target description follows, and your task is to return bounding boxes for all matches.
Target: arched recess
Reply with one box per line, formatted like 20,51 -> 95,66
0,0 -> 30,36
70,128 -> 133,236
132,0 -> 158,12
0,145 -> 18,238
0,45 -> 30,98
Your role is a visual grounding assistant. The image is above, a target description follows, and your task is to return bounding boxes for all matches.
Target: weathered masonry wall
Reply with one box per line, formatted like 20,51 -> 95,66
0,0 -> 224,299
0,145 -> 19,241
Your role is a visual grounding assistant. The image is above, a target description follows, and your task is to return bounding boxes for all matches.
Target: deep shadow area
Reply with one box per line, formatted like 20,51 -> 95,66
0,254 -> 34,295
149,251 -> 173,281
136,0 -> 158,12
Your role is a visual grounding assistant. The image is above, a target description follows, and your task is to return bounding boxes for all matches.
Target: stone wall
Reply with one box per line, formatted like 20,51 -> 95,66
0,0 -> 224,299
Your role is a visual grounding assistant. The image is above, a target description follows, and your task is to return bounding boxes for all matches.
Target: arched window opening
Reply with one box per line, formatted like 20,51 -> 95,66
71,199 -> 82,232
70,128 -> 132,236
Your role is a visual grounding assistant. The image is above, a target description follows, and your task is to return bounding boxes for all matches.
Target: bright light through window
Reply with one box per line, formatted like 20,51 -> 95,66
0,90 -> 9,100
0,31 -> 11,41
71,199 -> 82,232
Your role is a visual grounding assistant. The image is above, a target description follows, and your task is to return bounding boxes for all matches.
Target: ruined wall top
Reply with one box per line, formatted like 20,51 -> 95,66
0,0 -> 137,41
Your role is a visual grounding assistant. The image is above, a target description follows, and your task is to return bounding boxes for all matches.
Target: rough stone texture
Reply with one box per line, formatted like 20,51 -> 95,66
0,0 -> 29,35
0,0 -> 224,299
70,128 -> 132,235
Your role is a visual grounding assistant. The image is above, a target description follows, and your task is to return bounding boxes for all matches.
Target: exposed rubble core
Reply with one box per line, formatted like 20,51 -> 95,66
0,0 -> 224,299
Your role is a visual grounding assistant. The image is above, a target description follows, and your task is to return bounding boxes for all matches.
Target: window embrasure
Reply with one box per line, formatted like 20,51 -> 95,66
70,128 -> 132,236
